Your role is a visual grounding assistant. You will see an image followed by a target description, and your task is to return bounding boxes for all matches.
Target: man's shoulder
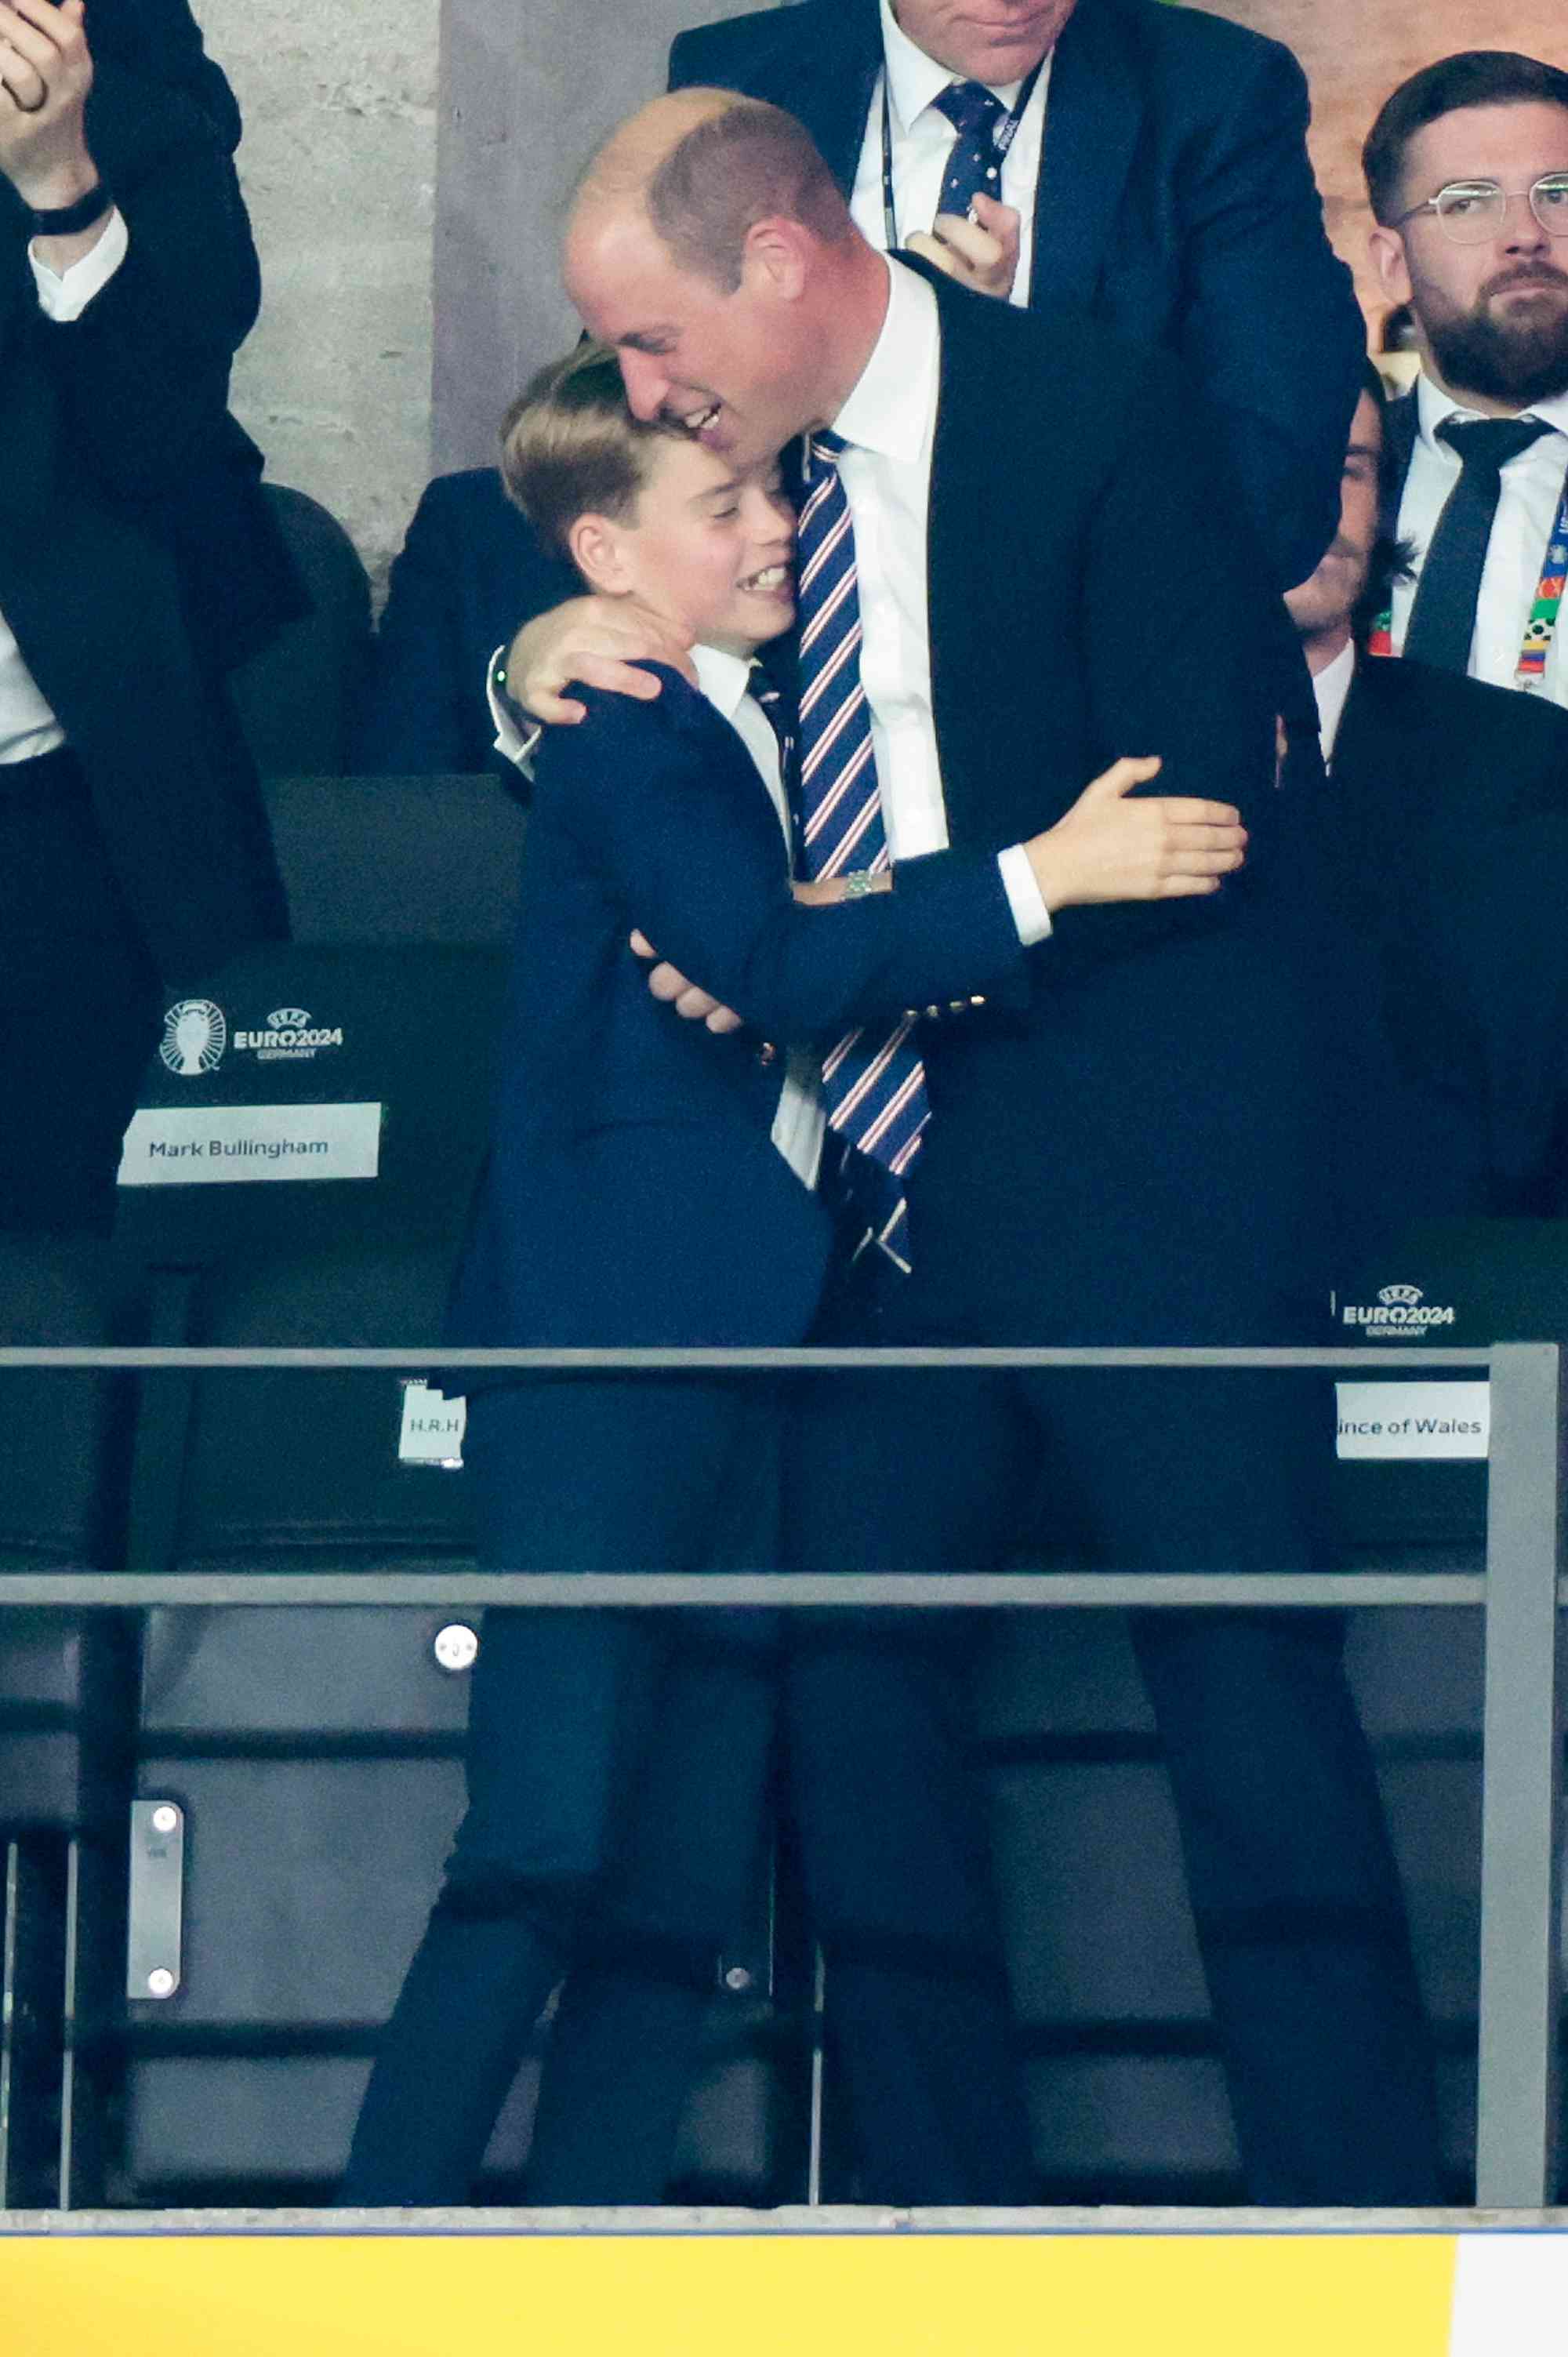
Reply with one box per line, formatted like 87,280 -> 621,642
406,465 -> 528,539
1073,0 -> 1305,101
920,259 -> 1180,409
1349,654 -> 1568,801
539,666 -> 725,776
665,2 -> 829,89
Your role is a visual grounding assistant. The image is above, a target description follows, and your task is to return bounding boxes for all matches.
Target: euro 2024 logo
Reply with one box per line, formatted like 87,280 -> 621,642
158,999 -> 227,1077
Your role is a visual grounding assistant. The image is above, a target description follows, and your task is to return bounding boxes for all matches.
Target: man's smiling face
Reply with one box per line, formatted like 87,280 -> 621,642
564,202 -> 821,475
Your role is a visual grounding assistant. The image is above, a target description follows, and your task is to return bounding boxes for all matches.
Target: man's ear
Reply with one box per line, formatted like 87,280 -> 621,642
1367,224 -> 1414,310
742,216 -> 810,303
568,513 -> 633,597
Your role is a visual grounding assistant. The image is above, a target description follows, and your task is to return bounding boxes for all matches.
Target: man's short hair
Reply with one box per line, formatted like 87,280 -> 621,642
1363,52 -> 1568,227
646,98 -> 853,291
499,343 -> 671,564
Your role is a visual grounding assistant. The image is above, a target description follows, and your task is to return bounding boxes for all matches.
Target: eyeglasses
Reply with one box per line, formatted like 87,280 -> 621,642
1395,173 -> 1568,245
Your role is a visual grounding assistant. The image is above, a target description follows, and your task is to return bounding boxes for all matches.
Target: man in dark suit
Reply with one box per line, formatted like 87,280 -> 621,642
343,342 -> 1244,2206
554,89 -> 1442,2204
669,0 -> 1363,593
0,0 -> 299,1234
355,0 -> 1358,776
1363,52 -> 1568,714
1287,367 -> 1568,1223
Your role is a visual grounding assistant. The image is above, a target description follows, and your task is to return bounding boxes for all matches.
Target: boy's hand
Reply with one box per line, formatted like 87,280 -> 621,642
629,930 -> 742,1033
1025,756 -> 1247,910
506,597 -> 696,727
906,194 -> 1021,302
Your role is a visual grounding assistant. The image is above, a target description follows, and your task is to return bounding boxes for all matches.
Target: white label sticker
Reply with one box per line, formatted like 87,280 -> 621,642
1450,2233 -> 1568,2355
1335,1381 -> 1490,1460
399,1382 -> 466,1468
117,1102 -> 382,1186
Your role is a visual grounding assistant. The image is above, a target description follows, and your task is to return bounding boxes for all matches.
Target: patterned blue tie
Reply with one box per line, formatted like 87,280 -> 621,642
931,80 -> 1007,223
794,428 -> 928,1273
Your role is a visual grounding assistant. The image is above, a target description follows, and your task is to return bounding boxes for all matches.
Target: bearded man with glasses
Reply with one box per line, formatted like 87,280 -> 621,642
1365,51 -> 1568,710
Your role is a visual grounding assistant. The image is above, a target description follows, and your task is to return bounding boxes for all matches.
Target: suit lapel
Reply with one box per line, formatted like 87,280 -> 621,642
921,280 -> 1002,848
1029,0 -> 1144,311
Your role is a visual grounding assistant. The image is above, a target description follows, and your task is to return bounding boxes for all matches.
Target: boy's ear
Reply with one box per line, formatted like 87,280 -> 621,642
568,513 -> 633,596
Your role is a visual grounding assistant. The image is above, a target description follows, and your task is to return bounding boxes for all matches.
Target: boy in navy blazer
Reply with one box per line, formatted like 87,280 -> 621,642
342,344 -> 1250,2207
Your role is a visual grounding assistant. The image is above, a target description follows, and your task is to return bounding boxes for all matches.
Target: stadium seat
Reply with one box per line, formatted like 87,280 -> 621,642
106,931 -> 794,2203
228,487 -> 373,779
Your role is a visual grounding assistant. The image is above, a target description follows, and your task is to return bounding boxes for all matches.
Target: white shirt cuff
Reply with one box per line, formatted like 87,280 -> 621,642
31,205 -> 129,321
487,642 -> 543,772
996,843 -> 1053,945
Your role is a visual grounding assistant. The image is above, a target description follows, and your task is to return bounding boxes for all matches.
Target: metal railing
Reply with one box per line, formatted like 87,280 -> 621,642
1,1338 -> 1562,2208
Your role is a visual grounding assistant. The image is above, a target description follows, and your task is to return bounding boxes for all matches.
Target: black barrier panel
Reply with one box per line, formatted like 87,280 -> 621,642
121,1614 -> 789,2205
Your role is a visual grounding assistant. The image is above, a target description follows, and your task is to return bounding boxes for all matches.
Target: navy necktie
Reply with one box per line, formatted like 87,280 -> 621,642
793,428 -> 928,1272
1403,416 -> 1553,674
931,80 -> 1006,223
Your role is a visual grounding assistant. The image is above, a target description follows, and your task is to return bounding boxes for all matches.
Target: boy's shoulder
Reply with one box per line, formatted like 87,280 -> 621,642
539,661 -> 736,778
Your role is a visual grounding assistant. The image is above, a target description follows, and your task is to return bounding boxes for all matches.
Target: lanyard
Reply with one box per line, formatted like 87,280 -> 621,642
880,59 -> 1044,255
1370,452 -> 1568,691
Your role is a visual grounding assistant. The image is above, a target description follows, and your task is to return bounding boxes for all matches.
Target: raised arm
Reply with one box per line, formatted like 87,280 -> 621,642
545,675 -> 1026,1040
1167,36 -> 1363,592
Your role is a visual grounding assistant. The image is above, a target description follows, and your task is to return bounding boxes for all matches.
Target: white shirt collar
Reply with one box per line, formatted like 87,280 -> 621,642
831,253 -> 940,464
1311,638 -> 1356,762
691,641 -> 757,718
877,0 -> 1027,121
1416,368 -> 1568,452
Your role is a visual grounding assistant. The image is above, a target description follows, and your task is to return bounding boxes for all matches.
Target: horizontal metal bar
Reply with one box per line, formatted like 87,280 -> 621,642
0,2202 -> 1530,2237
0,1345 -> 1497,1372
0,1572 -> 1490,1609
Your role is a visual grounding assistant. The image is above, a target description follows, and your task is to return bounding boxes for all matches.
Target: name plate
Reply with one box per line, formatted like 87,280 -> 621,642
399,1382 -> 466,1468
118,1102 -> 382,1186
1335,1379 -> 1490,1460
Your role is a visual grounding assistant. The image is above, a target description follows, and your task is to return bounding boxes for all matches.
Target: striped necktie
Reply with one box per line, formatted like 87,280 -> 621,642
794,427 -> 928,1273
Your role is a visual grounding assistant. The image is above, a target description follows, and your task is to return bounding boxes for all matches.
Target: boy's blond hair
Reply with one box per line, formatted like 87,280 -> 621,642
499,343 -> 674,566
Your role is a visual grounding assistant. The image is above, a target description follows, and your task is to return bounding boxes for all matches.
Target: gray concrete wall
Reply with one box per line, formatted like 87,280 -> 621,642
431,0 -> 782,479
198,0 -> 440,595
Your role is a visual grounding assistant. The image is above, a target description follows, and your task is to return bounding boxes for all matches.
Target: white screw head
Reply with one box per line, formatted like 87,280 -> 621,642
434,1624 -> 479,1673
151,1804 -> 180,1836
723,1966 -> 753,1993
147,1969 -> 176,1999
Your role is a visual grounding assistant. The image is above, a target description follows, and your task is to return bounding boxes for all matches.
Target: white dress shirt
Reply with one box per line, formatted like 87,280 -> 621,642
850,0 -> 1051,309
1,211 -> 129,765
1391,370 -> 1568,710
690,643 -> 827,1189
830,252 -> 1052,942
1310,640 -> 1356,765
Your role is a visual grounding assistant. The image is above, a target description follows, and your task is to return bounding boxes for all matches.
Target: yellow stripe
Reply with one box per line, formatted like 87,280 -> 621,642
0,2230 -> 1459,2357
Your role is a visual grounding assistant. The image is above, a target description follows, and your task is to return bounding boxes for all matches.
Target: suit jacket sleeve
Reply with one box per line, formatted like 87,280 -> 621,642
543,673 -> 1025,1039
1169,36 -> 1362,591
1051,352 -> 1294,965
23,67 -> 261,500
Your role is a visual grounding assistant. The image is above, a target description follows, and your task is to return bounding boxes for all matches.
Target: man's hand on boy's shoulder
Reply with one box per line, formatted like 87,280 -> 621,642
505,596 -> 698,727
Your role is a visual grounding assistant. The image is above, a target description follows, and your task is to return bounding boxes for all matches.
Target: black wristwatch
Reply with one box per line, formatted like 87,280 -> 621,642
30,181 -> 114,237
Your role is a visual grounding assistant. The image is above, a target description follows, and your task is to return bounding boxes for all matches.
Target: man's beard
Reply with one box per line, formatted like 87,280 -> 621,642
1425,269 -> 1568,406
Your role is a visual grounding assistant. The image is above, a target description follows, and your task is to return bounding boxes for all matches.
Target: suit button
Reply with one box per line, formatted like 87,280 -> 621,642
970,994 -> 986,1008
757,1041 -> 778,1067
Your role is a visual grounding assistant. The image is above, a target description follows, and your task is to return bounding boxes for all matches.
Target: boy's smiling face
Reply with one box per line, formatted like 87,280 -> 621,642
570,437 -> 796,657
